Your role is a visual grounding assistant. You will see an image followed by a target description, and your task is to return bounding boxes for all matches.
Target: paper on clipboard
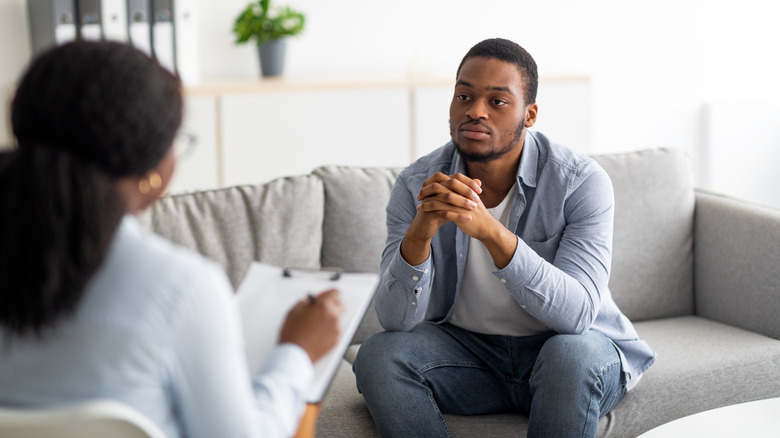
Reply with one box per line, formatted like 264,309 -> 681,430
235,262 -> 379,403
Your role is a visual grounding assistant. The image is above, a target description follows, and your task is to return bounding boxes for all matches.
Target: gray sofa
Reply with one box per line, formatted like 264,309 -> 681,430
139,147 -> 780,438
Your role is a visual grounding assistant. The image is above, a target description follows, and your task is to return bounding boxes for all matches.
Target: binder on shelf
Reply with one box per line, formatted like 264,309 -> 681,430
27,0 -> 201,83
127,0 -> 152,56
100,0 -> 128,42
151,0 -> 200,84
172,0 -> 200,84
151,0 -> 175,73
76,0 -> 102,41
27,0 -> 78,55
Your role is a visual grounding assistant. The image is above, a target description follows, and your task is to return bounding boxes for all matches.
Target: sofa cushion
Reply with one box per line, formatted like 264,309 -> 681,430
612,316 -> 780,436
138,175 -> 324,288
318,316 -> 780,437
314,166 -> 402,273
316,358 -> 604,437
314,166 -> 402,344
592,148 -> 695,321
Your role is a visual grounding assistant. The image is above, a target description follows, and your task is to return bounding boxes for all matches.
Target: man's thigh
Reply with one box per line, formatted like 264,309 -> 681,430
414,323 -> 519,415
357,322 -> 527,416
530,330 -> 626,417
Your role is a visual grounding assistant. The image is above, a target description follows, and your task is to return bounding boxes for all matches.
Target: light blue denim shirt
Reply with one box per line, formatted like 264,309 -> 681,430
376,131 -> 656,387
0,216 -> 312,438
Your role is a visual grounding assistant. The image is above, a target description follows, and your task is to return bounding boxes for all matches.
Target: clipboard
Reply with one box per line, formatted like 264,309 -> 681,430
235,262 -> 379,403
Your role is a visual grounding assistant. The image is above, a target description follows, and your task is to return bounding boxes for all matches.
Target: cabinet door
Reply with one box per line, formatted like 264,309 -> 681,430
168,94 -> 219,194
220,87 -> 411,186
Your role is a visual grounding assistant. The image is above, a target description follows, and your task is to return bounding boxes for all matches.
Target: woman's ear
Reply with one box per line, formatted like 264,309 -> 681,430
117,147 -> 177,214
138,172 -> 162,194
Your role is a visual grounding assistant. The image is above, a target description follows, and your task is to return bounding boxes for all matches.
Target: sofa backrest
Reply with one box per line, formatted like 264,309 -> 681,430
592,148 -> 695,321
314,166 -> 402,273
138,174 -> 325,288
318,149 -> 696,343
140,148 -> 696,344
313,166 -> 401,343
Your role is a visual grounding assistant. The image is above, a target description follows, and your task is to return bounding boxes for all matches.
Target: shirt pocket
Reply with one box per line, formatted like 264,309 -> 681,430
524,231 -> 563,263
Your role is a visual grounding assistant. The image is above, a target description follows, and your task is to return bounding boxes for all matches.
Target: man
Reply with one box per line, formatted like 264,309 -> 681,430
353,38 -> 656,438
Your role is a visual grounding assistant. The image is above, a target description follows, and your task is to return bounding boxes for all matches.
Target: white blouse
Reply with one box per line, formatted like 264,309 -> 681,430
0,215 -> 313,438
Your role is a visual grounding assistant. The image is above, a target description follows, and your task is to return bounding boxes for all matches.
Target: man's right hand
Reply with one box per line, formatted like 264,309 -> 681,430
400,172 -> 482,266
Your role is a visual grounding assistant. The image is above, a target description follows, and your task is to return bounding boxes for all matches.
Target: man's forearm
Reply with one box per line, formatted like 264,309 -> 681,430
480,226 -> 519,270
399,231 -> 432,267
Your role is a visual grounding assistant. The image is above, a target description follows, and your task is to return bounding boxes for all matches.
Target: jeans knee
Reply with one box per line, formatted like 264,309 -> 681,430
353,331 -> 407,389
533,332 -> 618,385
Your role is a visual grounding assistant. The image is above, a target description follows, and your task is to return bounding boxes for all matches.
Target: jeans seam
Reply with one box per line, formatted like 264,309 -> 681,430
597,359 -> 621,379
603,359 -> 627,411
581,358 -> 622,438
426,386 -> 453,438
417,360 -> 483,374
415,362 -> 466,438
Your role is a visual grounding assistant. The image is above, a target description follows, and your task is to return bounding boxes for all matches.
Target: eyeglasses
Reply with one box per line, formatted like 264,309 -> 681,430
173,131 -> 198,160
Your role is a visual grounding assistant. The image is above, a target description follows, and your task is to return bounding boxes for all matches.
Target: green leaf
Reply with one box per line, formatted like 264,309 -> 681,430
231,0 -> 306,46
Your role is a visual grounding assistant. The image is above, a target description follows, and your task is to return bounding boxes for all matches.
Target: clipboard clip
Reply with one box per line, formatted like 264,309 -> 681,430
282,266 -> 343,281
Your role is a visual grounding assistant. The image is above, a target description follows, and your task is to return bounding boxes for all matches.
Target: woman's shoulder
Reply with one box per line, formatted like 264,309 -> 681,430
120,215 -> 224,276
79,216 -> 234,334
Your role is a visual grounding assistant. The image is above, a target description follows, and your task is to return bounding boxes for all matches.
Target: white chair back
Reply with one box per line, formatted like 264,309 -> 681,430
0,399 -> 166,438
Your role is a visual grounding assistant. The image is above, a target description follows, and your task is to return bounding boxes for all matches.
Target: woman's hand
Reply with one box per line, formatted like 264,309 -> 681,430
279,289 -> 344,363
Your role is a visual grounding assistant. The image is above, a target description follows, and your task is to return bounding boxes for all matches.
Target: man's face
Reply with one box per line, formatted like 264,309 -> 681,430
449,57 -> 534,163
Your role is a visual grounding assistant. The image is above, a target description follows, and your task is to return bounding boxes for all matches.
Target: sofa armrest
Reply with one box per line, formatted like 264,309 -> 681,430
694,191 -> 780,339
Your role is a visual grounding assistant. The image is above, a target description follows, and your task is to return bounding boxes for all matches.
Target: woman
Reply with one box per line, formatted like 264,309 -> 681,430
0,41 -> 342,437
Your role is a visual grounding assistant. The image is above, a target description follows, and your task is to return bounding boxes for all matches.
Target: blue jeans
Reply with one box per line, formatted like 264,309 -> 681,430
353,323 -> 626,438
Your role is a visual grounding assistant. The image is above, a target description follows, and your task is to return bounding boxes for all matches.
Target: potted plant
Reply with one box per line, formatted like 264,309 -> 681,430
232,0 -> 305,77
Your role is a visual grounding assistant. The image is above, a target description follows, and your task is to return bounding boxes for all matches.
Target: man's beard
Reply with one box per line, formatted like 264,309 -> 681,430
451,120 -> 525,163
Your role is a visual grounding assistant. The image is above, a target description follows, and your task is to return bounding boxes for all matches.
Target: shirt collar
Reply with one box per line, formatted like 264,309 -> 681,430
518,131 -> 540,188
449,143 -> 466,175
119,214 -> 144,239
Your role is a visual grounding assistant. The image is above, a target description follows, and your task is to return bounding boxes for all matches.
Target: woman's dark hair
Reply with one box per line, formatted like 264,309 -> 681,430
0,41 -> 183,337
456,38 -> 538,104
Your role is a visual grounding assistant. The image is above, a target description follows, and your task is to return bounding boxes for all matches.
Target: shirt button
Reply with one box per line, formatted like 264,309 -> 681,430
414,289 -> 421,296
500,278 -> 507,284
423,269 -> 429,273
412,275 -> 419,281
411,301 -> 417,306
521,305 -> 527,309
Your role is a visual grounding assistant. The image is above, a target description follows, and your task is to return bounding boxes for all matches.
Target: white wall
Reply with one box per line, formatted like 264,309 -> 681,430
2,0 -> 780,207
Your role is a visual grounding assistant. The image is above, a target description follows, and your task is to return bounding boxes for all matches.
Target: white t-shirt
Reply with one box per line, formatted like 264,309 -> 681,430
449,183 -> 550,336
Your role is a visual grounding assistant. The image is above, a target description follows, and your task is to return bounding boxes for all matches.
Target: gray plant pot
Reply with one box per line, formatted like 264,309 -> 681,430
257,39 -> 287,77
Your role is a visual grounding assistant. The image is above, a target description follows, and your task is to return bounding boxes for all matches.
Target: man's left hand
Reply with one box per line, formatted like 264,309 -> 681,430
417,173 -> 518,268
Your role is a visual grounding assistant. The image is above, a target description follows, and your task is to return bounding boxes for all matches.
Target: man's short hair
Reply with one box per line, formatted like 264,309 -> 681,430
456,38 -> 538,104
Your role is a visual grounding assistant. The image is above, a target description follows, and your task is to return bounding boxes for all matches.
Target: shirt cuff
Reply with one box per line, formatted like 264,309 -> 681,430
388,244 -> 432,293
257,343 -> 314,392
494,235 -> 544,288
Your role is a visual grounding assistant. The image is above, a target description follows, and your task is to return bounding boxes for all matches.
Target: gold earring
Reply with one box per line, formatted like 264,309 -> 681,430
138,172 -> 162,194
